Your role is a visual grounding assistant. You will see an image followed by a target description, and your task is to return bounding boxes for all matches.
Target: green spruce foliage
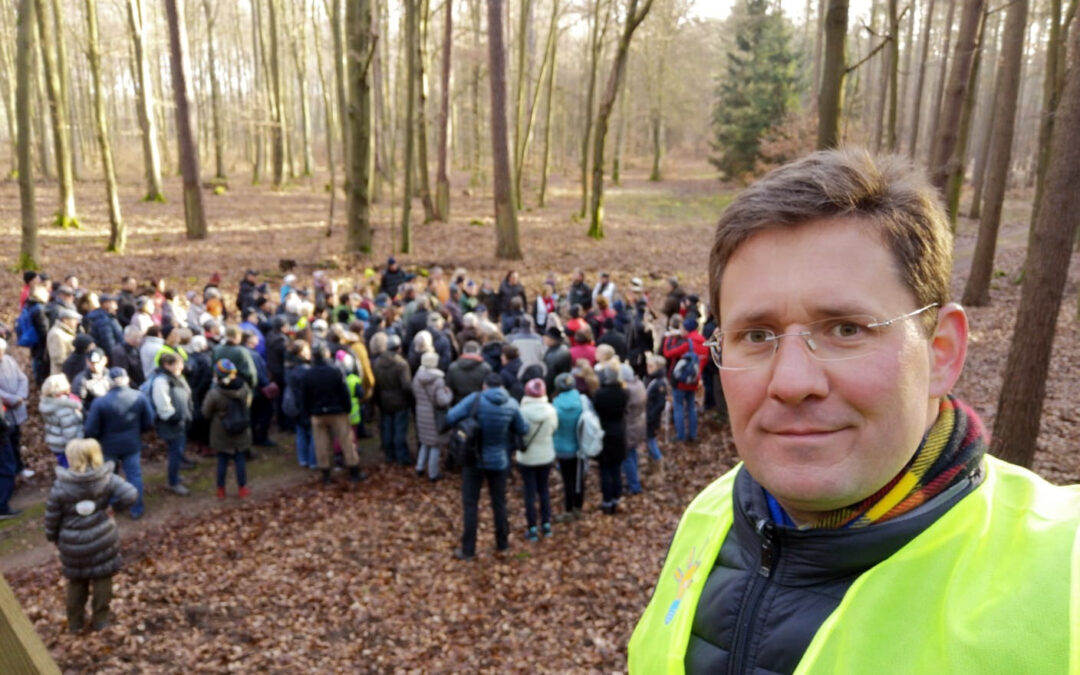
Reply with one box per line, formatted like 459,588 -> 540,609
710,0 -> 801,180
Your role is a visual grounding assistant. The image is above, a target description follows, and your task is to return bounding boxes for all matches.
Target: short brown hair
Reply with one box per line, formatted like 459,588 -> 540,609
708,148 -> 951,334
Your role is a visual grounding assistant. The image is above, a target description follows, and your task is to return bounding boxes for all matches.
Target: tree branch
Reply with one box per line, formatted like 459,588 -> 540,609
846,36 -> 892,74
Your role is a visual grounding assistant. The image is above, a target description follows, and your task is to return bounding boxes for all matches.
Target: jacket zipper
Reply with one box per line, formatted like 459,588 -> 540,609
727,519 -> 779,675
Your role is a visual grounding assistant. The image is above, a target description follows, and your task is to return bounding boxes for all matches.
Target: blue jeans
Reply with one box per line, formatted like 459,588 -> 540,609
107,452 -> 144,518
166,437 -> 186,487
673,388 -> 697,441
646,437 -> 663,461
217,452 -> 247,488
416,444 -> 441,479
295,423 -> 316,468
621,446 -> 642,494
0,437 -> 15,514
380,409 -> 410,465
518,463 -> 552,528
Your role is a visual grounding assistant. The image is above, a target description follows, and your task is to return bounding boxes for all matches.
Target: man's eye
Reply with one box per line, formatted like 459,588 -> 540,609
741,329 -> 772,344
829,322 -> 864,338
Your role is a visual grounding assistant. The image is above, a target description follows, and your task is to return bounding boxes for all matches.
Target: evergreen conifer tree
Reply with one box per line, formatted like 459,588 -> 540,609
710,0 -> 801,179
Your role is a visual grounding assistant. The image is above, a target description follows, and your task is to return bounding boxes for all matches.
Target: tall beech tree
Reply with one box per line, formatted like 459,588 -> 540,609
33,0 -> 77,228
16,0 -> 37,270
435,0 -> 452,220
991,15 -> 1080,468
126,0 -> 165,201
487,0 -> 522,259
817,0 -> 848,148
201,0 -> 226,181
164,0 -> 208,239
345,0 -> 374,253
84,0 -> 125,252
400,0 -> 417,252
587,0 -> 655,239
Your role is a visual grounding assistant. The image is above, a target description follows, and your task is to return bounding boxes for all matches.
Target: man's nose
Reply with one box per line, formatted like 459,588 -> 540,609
765,334 -> 829,404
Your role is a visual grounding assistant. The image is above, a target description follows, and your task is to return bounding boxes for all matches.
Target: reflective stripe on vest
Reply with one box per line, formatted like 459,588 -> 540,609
628,456 -> 1080,674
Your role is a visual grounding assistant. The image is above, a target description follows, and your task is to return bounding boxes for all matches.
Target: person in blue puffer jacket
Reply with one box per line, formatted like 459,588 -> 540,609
551,373 -> 584,522
445,372 -> 527,560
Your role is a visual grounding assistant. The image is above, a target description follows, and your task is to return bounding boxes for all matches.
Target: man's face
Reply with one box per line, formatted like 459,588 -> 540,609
167,360 -> 184,376
103,300 -> 117,315
718,218 -> 941,520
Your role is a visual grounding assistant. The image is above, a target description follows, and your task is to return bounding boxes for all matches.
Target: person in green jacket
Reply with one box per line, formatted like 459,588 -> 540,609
629,148 -> 1080,674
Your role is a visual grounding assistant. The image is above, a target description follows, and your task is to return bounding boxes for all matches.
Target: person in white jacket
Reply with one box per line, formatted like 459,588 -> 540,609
516,378 -> 558,541
0,338 -> 32,477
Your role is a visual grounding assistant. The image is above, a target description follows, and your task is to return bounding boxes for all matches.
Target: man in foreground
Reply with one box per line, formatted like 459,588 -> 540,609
629,149 -> 1080,673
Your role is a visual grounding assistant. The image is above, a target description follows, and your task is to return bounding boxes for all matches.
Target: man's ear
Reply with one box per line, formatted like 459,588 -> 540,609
928,303 -> 967,397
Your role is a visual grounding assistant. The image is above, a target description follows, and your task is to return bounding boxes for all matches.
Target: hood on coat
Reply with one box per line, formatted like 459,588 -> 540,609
454,356 -> 486,372
481,387 -> 510,406
520,395 -> 554,421
215,380 -> 249,399
414,367 -> 446,385
55,461 -> 116,484
73,333 -> 95,352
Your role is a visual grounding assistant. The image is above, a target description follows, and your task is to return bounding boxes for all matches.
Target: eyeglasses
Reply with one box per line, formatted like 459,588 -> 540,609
703,303 -> 939,370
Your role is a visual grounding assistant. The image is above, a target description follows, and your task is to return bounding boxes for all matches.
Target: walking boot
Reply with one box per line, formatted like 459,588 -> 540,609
349,466 -> 368,484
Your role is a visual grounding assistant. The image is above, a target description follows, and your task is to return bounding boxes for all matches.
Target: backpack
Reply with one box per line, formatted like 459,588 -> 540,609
221,394 -> 250,435
673,344 -> 701,386
14,305 -> 39,347
447,393 -> 483,467
139,372 -> 160,413
281,385 -> 300,418
576,393 -> 604,459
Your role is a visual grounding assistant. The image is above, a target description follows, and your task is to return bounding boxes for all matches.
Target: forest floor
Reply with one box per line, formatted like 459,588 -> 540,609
0,160 -> 1078,673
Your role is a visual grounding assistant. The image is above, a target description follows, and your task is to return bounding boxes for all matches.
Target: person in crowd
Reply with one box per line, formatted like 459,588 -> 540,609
508,315 -> 544,369
573,358 -> 600,397
301,345 -> 365,486
46,285 -> 77,329
412,351 -> 453,481
237,269 -> 261,314
21,285 -> 52,385
380,257 -> 413,298
567,270 -> 592,312
446,340 -> 491,406
619,364 -> 648,496
184,335 -> 215,457
131,297 -> 156,334
40,374 -> 84,468
643,354 -> 668,477
48,308 -> 82,377
111,325 -> 145,386
426,313 -> 455,372
151,352 -> 194,496
44,438 -> 137,632
0,338 -> 32,478
479,323 -> 505,373
86,295 -> 123,359
83,368 -> 153,520
404,294 -> 432,347
212,326 -> 258,390
408,330 -> 434,378
661,277 -> 686,319
284,340 -> 316,469
265,316 -> 291,430
594,344 -> 619,373
456,313 -> 480,349
592,365 -> 628,515
443,285 -> 465,332
627,300 -> 656,378
138,325 -> 165,380
71,349 -> 110,409
598,317 -> 629,361
372,335 -> 413,466
534,283 -> 557,330
500,296 -> 526,336
62,333 -> 96,384
662,317 -> 708,442
445,373 -> 528,560
244,331 -> 275,447
551,373 -> 584,522
239,308 -> 266,359
592,272 -> 616,308
18,270 -> 41,310
497,271 -> 527,323
542,327 -> 572,395
0,410 -> 19,519
517,378 -> 558,541
115,276 -> 138,327
630,149 -> 1080,672
569,327 -> 596,367
344,322 -> 376,438
499,344 -> 525,401
202,359 -> 253,500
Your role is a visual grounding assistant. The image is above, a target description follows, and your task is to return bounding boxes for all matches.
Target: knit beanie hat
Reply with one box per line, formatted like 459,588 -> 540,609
524,378 -> 546,398
215,358 -> 238,380
683,317 -> 698,332
420,351 -> 440,369
554,373 -> 576,393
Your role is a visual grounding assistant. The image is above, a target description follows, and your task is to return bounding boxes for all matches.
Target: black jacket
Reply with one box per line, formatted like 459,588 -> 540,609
86,308 -> 123,358
592,383 -> 628,465
543,344 -> 572,394
300,363 -> 351,416
645,372 -> 667,437
568,281 -> 592,311
110,342 -> 144,386
597,328 -> 629,361
446,356 -> 491,405
237,279 -> 260,314
83,386 -> 155,458
265,331 -> 288,384
685,465 -> 981,674
380,268 -> 412,298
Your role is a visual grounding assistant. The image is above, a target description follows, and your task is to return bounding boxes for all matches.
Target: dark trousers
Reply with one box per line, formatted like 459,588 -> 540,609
518,463 -> 552,528
461,466 -> 509,556
66,575 -> 113,630
216,452 -> 248,488
250,393 -> 273,444
557,457 -> 585,512
599,461 -> 622,506
9,425 -> 22,475
379,409 -> 410,464
0,436 -> 15,514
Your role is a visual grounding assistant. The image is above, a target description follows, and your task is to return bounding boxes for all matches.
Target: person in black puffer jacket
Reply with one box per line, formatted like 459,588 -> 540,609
446,340 -> 492,405
592,365 -> 628,514
63,333 -> 97,384
184,335 -> 214,455
44,439 -> 137,632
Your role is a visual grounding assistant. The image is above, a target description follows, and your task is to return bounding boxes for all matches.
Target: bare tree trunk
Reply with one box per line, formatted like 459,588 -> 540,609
538,0 -> 560,205
32,21 -> 51,179
961,0 -> 1028,306
330,0 -> 349,185
926,0 -> 957,163
929,0 -> 985,193
968,9 -> 1002,219
944,7 -> 986,225
885,0 -> 899,150
401,0 -> 417,252
287,0 -> 313,177
84,0 -> 125,252
991,15 -> 1080,467
897,0 -> 916,147
311,1 -> 335,236
817,0 -> 848,148
612,64 -> 629,186
50,0 -> 79,181
0,7 -> 20,178
16,0 -> 37,270
468,0 -> 483,187
164,0 -> 208,240
1031,0 -> 1065,227
250,0 -> 264,184
346,0 -> 374,253
587,0 -> 654,240
580,0 -> 610,218
487,0 -> 521,259
414,0 -> 437,222
372,0 -> 391,201
435,0 -> 452,221
907,0 -> 936,156
126,0 -> 165,201
33,0 -> 77,228
200,0 -> 226,181
513,0 -> 531,206
514,0 -> 557,207
267,0 -> 285,186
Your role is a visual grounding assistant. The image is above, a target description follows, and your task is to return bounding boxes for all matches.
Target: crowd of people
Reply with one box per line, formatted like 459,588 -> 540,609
0,260 -> 719,622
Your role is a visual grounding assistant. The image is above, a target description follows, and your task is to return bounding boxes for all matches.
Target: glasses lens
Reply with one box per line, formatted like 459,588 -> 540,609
804,315 -> 881,360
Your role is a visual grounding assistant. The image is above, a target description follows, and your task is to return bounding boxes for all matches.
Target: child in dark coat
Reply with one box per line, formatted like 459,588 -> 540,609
44,439 -> 137,632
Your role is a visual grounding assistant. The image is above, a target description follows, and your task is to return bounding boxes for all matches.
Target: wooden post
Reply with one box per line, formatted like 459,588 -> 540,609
0,573 -> 61,674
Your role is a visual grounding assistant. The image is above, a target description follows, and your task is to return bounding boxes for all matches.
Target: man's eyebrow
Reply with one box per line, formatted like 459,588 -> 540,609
723,303 -> 879,328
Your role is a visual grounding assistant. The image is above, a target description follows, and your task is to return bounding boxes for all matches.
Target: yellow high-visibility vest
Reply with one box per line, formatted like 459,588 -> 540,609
628,456 -> 1080,674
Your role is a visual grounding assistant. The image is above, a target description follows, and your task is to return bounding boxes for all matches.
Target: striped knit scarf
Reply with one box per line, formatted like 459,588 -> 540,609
767,396 -> 987,530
